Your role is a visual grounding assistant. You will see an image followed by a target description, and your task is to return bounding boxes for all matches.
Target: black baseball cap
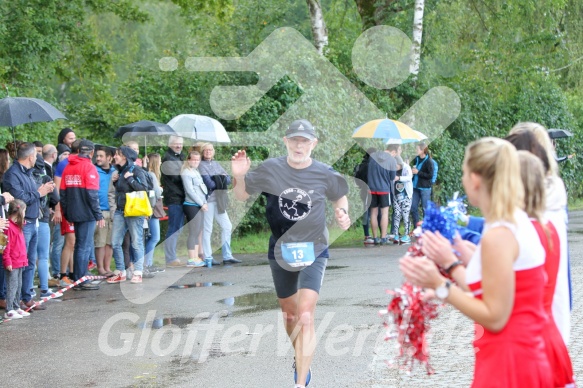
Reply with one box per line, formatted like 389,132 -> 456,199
285,119 -> 316,140
79,139 -> 95,152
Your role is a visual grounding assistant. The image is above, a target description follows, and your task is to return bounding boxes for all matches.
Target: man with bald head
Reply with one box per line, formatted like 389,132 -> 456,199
42,144 -> 58,178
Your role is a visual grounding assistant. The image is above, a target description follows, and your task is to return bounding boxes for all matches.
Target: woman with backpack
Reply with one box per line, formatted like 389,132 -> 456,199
410,142 -> 434,232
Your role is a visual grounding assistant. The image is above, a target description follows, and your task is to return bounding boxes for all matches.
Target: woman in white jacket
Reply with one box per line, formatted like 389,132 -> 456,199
393,155 -> 413,244
181,151 -> 208,267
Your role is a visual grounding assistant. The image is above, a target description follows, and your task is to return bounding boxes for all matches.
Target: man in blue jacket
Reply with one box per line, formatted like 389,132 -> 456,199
366,145 -> 397,245
2,142 -> 55,310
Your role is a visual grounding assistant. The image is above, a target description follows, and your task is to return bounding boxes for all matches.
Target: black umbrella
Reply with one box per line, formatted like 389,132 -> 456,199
0,97 -> 67,145
548,129 -> 573,139
115,120 -> 177,155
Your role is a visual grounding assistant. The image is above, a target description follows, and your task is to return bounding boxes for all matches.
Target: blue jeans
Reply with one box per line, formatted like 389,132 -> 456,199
411,188 -> 432,227
50,223 -> 64,276
36,222 -> 51,291
112,211 -> 145,273
73,221 -> 96,282
145,217 -> 160,267
203,201 -> 233,261
164,204 -> 184,263
21,222 -> 38,302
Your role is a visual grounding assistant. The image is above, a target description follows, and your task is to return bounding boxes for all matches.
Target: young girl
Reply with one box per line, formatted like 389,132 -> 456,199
181,151 -> 208,267
144,153 -> 163,274
400,138 -> 552,386
392,155 -> 413,244
3,199 -> 30,319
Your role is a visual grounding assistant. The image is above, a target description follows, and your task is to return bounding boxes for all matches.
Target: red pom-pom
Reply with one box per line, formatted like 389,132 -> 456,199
383,282 -> 439,374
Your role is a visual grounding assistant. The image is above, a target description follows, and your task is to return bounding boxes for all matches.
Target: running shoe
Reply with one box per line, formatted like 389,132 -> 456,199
130,274 -> 142,284
59,276 -> 73,287
293,361 -> 312,387
106,271 -> 127,284
380,237 -> 388,246
4,310 -> 23,319
187,259 -> 206,267
400,235 -> 411,244
373,237 -> 381,246
363,236 -> 374,245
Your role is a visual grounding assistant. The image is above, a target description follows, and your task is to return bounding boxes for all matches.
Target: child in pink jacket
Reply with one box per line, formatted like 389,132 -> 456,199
3,199 -> 29,320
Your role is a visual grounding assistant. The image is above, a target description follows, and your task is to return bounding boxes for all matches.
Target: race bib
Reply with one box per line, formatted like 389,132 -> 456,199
281,242 -> 315,267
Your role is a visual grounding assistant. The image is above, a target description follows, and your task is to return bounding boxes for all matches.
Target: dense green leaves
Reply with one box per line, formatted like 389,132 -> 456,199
1,0 -> 583,234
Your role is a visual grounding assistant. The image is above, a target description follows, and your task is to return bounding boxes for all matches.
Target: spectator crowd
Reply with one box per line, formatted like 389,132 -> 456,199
0,128 -> 240,320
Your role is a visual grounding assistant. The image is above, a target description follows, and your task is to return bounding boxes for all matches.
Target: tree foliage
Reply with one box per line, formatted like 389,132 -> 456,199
1,0 -> 583,233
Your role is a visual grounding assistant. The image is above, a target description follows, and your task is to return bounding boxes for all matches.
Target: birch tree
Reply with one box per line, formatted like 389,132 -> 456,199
410,0 -> 425,82
306,0 -> 328,55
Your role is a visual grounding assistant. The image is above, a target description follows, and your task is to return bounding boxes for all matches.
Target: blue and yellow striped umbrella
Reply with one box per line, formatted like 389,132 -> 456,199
352,119 -> 427,144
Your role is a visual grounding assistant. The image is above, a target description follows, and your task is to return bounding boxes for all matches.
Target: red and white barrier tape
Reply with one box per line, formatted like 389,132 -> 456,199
0,275 -> 108,323
23,275 -> 108,312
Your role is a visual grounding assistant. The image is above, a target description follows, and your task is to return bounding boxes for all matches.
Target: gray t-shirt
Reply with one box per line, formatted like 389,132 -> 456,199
244,156 -> 348,260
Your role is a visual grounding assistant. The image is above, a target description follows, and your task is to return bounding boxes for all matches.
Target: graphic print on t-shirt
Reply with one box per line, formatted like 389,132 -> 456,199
278,188 -> 312,221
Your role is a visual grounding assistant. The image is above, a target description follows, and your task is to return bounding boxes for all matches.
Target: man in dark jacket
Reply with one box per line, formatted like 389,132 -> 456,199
33,153 -> 60,296
107,146 -> 149,284
60,140 -> 104,290
2,142 -> 54,309
161,135 -> 186,267
366,145 -> 397,245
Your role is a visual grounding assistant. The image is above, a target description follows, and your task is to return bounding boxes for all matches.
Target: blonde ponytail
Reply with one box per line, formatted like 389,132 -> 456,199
465,137 -> 523,223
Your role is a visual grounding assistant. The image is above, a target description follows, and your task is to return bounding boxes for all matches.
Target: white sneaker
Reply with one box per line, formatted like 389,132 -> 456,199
16,308 -> 31,317
4,310 -> 23,319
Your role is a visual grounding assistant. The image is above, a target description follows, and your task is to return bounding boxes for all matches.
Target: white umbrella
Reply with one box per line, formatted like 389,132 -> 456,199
167,114 -> 231,143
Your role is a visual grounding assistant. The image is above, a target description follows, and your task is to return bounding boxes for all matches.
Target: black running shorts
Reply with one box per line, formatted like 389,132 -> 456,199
268,256 -> 328,299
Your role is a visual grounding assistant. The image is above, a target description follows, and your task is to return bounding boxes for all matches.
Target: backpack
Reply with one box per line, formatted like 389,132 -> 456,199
353,158 -> 369,184
129,165 -> 156,207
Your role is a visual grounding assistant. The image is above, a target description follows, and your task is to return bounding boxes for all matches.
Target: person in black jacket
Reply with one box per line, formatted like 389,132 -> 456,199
161,135 -> 187,267
107,146 -> 149,284
410,142 -> 434,230
32,153 -> 60,296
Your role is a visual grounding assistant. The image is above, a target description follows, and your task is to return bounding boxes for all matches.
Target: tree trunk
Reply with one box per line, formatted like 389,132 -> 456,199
306,0 -> 328,55
410,0 -> 425,82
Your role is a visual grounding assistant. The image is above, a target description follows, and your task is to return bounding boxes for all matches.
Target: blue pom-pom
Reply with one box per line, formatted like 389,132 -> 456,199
422,196 -> 467,243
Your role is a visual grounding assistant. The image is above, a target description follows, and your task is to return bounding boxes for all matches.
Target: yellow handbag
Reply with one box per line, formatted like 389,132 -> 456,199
124,191 -> 153,217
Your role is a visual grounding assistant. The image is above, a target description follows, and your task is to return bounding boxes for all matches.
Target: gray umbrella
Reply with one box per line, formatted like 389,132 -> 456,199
115,120 -> 177,155
0,97 -> 67,144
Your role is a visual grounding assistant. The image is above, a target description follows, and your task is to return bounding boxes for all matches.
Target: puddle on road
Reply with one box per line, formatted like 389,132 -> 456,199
136,312 -> 231,330
222,291 -> 279,316
169,282 -> 234,289
137,317 -> 194,329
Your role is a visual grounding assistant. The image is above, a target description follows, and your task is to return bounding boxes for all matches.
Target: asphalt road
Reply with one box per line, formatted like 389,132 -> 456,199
2,212 -> 583,387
